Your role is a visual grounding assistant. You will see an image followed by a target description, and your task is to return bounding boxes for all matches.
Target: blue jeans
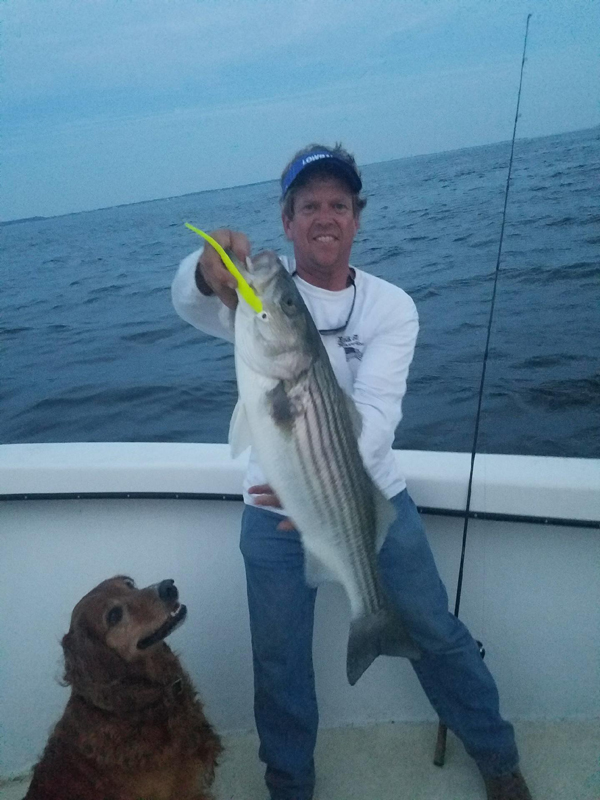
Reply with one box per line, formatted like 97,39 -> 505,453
240,489 -> 519,800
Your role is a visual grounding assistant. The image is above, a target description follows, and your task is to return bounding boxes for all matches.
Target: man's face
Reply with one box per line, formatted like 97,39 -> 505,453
281,176 -> 360,274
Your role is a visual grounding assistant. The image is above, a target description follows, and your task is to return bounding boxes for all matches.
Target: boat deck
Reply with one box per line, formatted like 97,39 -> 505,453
2,719 -> 597,800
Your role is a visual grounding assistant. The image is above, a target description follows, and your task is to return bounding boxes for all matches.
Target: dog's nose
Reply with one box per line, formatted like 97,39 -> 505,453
158,579 -> 178,602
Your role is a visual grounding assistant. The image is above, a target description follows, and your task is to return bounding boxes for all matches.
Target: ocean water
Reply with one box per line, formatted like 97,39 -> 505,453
2,127 -> 599,458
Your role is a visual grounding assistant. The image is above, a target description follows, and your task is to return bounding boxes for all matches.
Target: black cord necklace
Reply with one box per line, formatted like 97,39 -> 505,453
291,269 -> 357,335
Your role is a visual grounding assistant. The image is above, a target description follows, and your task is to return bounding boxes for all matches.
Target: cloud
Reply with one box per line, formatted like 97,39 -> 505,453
3,0 -> 461,115
2,0 -> 598,219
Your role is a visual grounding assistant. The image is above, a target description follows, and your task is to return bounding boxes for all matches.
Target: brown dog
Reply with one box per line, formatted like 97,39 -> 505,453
25,576 -> 222,800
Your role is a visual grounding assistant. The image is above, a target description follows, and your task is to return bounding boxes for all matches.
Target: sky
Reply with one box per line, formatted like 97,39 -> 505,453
1,0 -> 598,220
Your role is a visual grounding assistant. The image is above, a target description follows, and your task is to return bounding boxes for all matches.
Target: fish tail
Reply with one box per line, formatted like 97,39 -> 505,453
346,608 -> 421,686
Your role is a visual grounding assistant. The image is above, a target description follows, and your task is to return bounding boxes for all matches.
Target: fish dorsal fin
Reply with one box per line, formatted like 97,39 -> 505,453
229,399 -> 252,459
375,489 -> 396,552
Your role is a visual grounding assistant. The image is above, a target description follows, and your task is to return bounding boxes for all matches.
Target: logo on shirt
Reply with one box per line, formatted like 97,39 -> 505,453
338,334 -> 364,361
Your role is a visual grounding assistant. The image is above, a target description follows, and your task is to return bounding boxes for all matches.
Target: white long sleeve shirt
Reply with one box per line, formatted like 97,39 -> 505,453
171,248 -> 419,509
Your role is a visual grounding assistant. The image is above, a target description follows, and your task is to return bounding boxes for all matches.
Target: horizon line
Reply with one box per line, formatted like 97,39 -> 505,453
3,123 -> 597,226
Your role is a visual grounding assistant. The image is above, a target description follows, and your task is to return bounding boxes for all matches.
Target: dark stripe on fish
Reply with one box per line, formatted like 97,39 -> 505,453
296,359 -> 382,614
295,380 -> 336,531
317,360 -> 382,613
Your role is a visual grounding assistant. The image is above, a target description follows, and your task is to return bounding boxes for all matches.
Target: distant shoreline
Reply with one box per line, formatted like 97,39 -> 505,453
1,215 -> 47,227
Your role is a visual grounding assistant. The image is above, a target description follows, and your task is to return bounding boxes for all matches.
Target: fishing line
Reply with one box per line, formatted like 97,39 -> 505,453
453,12 -> 532,617
434,12 -> 532,767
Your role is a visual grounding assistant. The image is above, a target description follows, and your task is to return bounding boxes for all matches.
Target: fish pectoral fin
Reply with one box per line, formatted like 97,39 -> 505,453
267,379 -> 309,427
346,608 -> 421,686
228,399 -> 252,459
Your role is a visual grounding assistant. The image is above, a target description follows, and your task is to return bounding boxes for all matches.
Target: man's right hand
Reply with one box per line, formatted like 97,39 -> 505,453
248,484 -> 296,531
195,229 -> 251,310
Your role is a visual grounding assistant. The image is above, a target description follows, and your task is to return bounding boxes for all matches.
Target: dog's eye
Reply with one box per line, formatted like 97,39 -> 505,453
106,606 -> 123,627
122,577 -> 135,588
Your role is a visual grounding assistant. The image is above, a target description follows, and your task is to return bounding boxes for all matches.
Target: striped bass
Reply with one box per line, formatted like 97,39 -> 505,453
229,250 -> 420,685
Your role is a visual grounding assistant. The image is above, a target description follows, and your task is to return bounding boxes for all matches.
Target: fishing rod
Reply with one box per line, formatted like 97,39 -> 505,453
433,12 -> 533,767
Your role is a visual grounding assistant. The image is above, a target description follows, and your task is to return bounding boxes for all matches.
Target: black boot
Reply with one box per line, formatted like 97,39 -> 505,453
482,769 -> 533,800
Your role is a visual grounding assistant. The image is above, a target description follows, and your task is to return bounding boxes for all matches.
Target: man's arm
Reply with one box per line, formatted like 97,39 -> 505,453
352,297 -> 419,477
171,248 -> 236,342
171,228 -> 251,342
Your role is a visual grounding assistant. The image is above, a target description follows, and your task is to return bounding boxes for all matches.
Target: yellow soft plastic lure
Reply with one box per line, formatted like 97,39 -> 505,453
185,223 -> 263,314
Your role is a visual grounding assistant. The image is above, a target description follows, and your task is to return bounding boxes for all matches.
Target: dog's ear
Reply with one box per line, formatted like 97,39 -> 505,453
61,628 -> 78,687
61,626 -> 98,688
61,624 -> 124,693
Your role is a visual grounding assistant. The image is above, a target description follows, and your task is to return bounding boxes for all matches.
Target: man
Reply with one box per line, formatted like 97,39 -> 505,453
171,143 -> 532,800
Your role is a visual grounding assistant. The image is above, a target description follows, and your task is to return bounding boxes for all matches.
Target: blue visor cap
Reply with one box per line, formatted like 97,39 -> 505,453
281,150 -> 362,199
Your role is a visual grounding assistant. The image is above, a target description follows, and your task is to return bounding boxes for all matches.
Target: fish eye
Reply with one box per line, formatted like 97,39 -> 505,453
106,606 -> 123,627
260,312 -> 268,320
282,294 -> 297,316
